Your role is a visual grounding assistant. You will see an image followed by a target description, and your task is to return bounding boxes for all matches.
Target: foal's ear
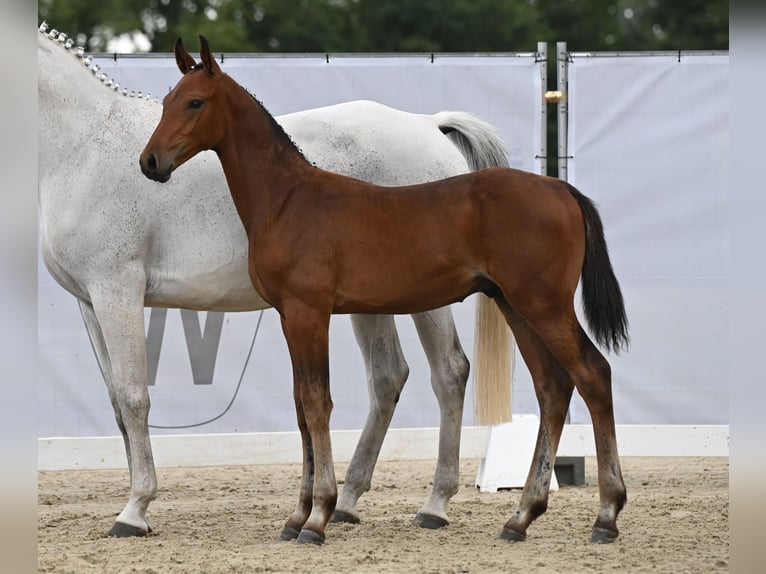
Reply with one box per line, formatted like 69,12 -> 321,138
199,35 -> 221,76
174,38 -> 197,75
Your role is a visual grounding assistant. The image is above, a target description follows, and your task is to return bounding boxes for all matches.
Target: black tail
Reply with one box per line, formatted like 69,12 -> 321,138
569,185 -> 629,354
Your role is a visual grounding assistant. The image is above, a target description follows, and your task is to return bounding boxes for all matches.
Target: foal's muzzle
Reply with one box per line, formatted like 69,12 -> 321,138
139,152 -> 173,183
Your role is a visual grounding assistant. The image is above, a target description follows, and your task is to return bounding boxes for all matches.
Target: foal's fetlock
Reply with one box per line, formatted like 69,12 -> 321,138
590,497 -> 624,543
500,512 -> 530,542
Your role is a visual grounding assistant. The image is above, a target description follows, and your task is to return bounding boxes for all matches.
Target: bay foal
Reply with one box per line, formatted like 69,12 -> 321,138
140,37 -> 629,545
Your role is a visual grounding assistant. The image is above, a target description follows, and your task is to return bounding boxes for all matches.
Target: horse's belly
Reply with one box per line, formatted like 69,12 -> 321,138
145,262 -> 271,312
333,270 -> 479,315
41,246 -> 89,302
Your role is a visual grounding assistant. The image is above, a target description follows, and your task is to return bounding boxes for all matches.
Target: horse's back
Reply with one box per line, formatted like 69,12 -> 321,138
453,167 -> 586,249
278,166 -> 587,310
278,100 -> 470,185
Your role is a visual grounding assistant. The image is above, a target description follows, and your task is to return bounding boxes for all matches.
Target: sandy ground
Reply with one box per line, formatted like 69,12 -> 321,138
38,456 -> 728,573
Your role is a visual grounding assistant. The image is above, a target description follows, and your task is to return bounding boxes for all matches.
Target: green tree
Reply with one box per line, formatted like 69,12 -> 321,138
38,0 -> 728,176
39,0 -> 728,54
347,0 -> 550,52
643,0 -> 729,50
39,0 -> 163,51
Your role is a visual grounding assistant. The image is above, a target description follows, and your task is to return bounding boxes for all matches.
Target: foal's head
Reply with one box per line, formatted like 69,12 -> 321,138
140,36 -> 229,182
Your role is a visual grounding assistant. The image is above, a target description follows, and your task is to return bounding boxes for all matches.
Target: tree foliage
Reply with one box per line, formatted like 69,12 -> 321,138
38,0 -> 728,54
37,0 -> 727,177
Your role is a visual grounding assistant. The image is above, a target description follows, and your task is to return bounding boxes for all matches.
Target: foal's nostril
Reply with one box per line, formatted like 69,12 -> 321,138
146,153 -> 158,172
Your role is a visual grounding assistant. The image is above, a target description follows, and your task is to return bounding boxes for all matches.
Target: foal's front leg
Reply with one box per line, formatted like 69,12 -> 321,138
279,382 -> 315,541
279,303 -> 337,545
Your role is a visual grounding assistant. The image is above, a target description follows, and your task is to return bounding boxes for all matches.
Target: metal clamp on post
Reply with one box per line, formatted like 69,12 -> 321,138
544,90 -> 566,103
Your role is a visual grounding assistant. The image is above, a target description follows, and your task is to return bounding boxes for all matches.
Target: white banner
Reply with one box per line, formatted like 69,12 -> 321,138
566,53 -> 729,424
38,54 -> 545,437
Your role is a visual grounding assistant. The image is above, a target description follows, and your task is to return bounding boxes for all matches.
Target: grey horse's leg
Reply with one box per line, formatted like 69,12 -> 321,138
78,299 -> 132,474
332,314 -> 410,524
333,307 -> 469,528
410,307 -> 470,528
84,280 -> 157,537
80,299 -> 153,531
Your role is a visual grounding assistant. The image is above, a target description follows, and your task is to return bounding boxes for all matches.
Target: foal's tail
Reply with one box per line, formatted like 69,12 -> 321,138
570,185 -> 630,354
433,111 -> 515,425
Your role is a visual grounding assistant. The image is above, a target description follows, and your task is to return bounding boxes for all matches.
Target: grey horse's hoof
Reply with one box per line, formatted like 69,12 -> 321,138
412,513 -> 449,529
279,525 -> 301,541
330,509 -> 360,524
499,527 -> 527,542
107,522 -> 149,538
590,526 -> 619,543
296,529 -> 325,545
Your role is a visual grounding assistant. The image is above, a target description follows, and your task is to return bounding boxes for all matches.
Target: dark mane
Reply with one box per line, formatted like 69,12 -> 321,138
187,61 -> 310,164
246,91 -> 311,164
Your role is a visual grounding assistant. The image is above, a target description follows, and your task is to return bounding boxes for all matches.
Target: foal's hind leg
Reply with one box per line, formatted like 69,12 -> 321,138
512,301 -> 626,542
410,308 -> 469,529
490,299 -> 574,542
565,334 -> 627,543
333,314 -> 410,525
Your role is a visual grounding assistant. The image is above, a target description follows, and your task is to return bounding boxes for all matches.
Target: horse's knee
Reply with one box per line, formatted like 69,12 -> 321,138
448,345 -> 470,387
114,387 -> 151,427
573,354 -> 613,411
110,398 -> 128,434
369,360 -> 409,404
591,353 -> 612,381
430,347 -> 469,401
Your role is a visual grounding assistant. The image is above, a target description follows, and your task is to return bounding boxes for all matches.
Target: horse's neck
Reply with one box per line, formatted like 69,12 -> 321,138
38,48 -> 122,179
47,95 -> 109,146
38,53 -> 160,193
217,84 -> 312,232
38,34 -> 165,160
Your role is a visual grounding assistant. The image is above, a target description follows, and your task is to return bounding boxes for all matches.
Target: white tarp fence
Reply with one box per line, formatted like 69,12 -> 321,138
38,53 -> 545,437
38,50 -> 729,439
565,52 -> 729,425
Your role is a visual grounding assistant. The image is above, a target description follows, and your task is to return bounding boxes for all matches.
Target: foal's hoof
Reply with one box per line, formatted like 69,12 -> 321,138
296,529 -> 325,545
330,509 -> 360,524
590,526 -> 619,544
412,513 -> 449,529
107,522 -> 149,538
279,525 -> 301,541
499,527 -> 527,542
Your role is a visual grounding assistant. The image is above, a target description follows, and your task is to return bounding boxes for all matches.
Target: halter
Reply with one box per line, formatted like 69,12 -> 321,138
39,22 -> 160,103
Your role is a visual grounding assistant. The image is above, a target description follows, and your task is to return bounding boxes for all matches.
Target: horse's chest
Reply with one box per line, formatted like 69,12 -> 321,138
245,237 -> 330,307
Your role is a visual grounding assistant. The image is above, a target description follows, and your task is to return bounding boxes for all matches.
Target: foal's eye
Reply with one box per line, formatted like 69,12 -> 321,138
188,99 -> 204,110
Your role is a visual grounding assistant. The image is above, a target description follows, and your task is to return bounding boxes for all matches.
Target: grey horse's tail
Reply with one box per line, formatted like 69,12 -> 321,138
433,111 -> 510,170
434,111 -> 514,426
